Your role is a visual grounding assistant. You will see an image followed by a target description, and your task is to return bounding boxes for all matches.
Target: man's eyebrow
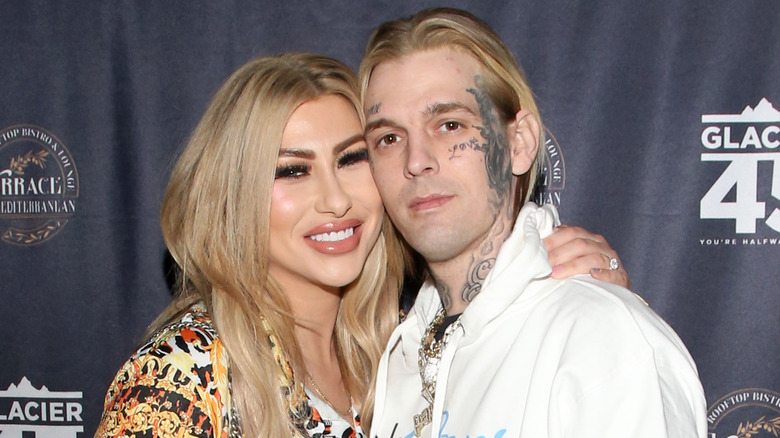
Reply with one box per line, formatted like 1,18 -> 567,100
364,118 -> 403,134
425,101 -> 477,118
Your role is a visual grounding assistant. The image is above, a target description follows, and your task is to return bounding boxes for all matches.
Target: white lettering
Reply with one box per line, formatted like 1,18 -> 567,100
701,125 -> 780,150
8,401 -> 24,420
699,238 -> 738,246
702,126 -> 721,149
700,153 -> 780,233
707,399 -> 731,424
0,177 -> 63,196
0,400 -> 83,422
49,402 -> 64,421
740,126 -> 761,149
66,402 -> 82,422
762,126 -> 780,149
0,128 -> 21,144
24,401 -> 39,421
724,127 -> 739,149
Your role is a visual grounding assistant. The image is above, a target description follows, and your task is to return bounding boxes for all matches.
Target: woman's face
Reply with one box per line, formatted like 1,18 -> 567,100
268,94 -> 383,292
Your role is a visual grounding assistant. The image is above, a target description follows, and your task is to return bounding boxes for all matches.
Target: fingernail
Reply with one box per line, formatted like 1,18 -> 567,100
551,265 -> 562,277
591,267 -> 601,274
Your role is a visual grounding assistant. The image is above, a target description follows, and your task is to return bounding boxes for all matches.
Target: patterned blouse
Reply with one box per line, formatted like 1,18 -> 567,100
95,303 -> 364,438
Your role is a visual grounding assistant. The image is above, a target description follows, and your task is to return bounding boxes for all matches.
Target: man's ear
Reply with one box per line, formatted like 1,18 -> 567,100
507,109 -> 540,175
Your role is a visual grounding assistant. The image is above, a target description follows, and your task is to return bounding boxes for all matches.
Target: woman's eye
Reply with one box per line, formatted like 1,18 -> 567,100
338,148 -> 369,168
275,164 -> 309,180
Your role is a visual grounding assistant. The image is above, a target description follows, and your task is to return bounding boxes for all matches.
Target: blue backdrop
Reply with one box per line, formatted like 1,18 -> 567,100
1,1 -> 778,436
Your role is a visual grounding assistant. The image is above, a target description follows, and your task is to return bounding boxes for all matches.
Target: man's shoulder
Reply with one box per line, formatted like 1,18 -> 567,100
528,276 -> 696,370
539,276 -> 656,325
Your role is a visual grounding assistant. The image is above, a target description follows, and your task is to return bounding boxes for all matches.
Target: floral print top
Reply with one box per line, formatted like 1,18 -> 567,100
95,303 -> 364,438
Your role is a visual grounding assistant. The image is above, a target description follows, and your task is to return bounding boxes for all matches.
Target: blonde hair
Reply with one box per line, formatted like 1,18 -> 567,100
359,7 -> 545,211
156,53 -> 400,437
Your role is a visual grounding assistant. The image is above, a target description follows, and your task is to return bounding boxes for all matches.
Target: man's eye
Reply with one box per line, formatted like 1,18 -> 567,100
378,133 -> 399,147
441,121 -> 461,131
275,164 -> 309,180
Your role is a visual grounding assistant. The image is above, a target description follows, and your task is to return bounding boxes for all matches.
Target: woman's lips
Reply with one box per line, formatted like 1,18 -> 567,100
304,220 -> 364,254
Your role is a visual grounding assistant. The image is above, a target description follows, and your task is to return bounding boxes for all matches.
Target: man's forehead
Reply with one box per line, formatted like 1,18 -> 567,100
365,48 -> 484,110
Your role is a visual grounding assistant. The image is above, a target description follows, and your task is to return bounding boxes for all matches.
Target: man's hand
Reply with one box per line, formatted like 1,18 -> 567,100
543,224 -> 631,289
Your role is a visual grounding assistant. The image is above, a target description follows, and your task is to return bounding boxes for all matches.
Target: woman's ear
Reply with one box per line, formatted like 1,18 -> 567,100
507,109 -> 540,175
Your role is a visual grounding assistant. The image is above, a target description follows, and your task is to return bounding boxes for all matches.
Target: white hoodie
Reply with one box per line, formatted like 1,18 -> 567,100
371,203 -> 707,438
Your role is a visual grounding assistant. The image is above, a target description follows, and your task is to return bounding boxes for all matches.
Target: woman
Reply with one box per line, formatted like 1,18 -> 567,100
95,53 -> 628,438
96,53 -> 399,438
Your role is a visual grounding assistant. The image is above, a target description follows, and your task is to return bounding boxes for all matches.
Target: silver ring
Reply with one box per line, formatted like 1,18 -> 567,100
608,257 -> 619,271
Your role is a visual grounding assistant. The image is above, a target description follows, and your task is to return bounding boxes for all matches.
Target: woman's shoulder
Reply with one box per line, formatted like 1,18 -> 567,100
133,302 -> 220,365
96,302 -> 234,438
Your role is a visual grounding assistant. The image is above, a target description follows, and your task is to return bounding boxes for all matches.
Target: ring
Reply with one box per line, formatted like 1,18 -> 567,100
608,256 -> 619,271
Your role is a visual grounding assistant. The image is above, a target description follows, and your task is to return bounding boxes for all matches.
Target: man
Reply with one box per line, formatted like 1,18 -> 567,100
359,8 -> 707,437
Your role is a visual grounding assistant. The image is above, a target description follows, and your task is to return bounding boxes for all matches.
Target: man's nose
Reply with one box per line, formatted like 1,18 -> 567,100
405,132 -> 439,178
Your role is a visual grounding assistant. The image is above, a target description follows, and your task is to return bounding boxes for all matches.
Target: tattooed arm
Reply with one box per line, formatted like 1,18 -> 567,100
543,225 -> 631,289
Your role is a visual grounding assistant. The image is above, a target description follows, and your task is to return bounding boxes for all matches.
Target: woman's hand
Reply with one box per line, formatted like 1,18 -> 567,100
543,224 -> 631,289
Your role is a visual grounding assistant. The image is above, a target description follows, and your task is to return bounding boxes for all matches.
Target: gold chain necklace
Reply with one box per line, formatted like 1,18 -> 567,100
305,373 -> 353,421
414,308 -> 460,437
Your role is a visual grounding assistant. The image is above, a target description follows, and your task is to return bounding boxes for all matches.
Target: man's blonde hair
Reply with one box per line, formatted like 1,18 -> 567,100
359,7 -> 544,211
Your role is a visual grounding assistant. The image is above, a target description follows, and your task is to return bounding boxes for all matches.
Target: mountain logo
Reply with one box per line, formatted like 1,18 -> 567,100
0,377 -> 84,438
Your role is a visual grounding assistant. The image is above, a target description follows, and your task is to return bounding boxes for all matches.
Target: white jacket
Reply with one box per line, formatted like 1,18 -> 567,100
371,203 -> 707,438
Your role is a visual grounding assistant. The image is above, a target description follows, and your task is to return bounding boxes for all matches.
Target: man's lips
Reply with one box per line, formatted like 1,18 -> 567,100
408,194 -> 454,211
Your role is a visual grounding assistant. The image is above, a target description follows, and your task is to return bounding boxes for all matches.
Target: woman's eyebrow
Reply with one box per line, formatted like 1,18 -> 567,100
278,148 -> 315,159
333,134 -> 366,155
278,134 -> 364,158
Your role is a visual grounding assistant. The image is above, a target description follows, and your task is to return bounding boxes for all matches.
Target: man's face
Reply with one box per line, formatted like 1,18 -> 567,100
363,48 -> 519,264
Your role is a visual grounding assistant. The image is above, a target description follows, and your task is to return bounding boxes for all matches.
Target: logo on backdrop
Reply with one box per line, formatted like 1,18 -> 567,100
0,125 -> 79,245
533,128 -> 566,207
0,377 -> 84,438
699,98 -> 780,246
707,388 -> 780,437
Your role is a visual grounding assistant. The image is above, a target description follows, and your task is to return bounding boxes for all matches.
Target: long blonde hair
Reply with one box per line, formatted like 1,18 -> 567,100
156,53 -> 401,437
359,7 -> 545,212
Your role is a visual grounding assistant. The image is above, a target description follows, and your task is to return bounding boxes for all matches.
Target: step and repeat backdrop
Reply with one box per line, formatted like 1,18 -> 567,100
1,1 -> 778,436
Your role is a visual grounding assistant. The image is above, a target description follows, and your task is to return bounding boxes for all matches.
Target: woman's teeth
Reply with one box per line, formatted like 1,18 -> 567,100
309,227 -> 354,242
